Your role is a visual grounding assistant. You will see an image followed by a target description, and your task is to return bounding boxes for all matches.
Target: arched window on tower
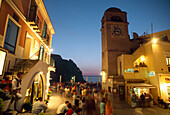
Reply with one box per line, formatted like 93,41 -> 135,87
111,16 -> 123,22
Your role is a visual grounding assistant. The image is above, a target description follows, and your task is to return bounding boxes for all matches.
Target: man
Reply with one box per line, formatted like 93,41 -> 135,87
12,72 -> 23,93
56,101 -> 69,115
32,97 -> 47,114
12,72 -> 23,111
140,93 -> 145,107
131,91 -> 137,108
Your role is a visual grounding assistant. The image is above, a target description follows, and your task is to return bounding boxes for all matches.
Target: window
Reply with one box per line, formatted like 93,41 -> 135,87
39,45 -> 44,60
34,40 -> 39,50
28,0 -> 37,21
111,16 -> 123,22
166,57 -> 170,66
42,21 -> 47,38
4,19 -> 19,54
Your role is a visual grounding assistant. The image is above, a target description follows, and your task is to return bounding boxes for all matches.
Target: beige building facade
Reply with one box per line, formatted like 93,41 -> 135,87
118,29 -> 170,104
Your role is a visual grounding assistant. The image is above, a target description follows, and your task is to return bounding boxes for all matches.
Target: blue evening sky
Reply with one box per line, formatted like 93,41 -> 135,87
43,0 -> 170,76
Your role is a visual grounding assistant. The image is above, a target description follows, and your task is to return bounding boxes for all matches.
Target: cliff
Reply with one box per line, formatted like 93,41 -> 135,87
50,54 -> 85,83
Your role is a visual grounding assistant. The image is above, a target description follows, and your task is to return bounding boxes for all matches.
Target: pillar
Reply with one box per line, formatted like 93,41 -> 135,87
86,76 -> 88,82
60,75 -> 62,83
74,76 -> 75,83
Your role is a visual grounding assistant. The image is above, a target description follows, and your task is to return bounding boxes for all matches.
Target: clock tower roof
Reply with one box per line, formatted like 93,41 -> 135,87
105,7 -> 122,13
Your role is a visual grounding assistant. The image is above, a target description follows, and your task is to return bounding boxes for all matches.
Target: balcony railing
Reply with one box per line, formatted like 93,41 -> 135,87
42,34 -> 50,46
27,14 -> 41,33
50,57 -> 55,67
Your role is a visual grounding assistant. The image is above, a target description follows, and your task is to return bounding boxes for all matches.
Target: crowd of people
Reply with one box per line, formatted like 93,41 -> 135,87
53,82 -> 113,115
0,72 -> 23,112
0,73 -> 159,114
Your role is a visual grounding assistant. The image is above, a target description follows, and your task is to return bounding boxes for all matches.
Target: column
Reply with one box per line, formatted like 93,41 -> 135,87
99,76 -> 100,83
60,75 -> 62,83
86,76 -> 88,82
74,76 -> 75,83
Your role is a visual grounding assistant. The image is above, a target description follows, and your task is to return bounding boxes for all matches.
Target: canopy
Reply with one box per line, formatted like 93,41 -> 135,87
127,83 -> 155,88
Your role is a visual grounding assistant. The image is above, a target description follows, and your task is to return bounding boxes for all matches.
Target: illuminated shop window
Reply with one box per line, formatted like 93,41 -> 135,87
0,49 -> 7,75
166,57 -> 170,66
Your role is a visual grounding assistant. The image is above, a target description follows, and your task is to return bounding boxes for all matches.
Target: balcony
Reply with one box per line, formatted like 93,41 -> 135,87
124,66 -> 148,80
50,57 -> 55,67
27,15 -> 41,33
42,34 -> 50,46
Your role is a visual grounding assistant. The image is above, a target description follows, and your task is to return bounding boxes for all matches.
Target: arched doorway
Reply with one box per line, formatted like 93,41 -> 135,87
24,74 -> 44,104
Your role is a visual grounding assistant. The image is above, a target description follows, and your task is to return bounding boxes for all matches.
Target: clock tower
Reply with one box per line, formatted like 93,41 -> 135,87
101,7 -> 130,90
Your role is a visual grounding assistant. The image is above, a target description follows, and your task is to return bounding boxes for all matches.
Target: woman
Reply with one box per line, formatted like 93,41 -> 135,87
105,100 -> 113,115
100,98 -> 106,115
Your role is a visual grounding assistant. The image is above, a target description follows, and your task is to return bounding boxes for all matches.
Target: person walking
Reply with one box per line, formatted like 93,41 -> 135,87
105,100 -> 113,115
84,94 -> 95,115
100,98 -> 106,115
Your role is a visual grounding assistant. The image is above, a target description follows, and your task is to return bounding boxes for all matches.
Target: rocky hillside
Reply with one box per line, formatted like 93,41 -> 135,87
50,54 -> 85,83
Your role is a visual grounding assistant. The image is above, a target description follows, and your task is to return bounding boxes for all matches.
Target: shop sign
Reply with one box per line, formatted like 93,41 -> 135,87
148,71 -> 155,76
125,68 -> 134,73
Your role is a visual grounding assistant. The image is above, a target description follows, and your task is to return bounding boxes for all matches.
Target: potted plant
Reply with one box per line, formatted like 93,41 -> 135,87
0,98 -> 4,114
47,94 -> 50,100
44,99 -> 49,104
48,91 -> 52,94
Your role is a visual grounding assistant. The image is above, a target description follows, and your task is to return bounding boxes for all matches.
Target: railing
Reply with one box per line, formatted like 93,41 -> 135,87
50,57 -> 55,67
10,50 -> 40,78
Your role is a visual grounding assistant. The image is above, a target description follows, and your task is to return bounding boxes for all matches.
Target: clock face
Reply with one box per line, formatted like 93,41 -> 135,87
111,25 -> 124,37
114,26 -> 121,35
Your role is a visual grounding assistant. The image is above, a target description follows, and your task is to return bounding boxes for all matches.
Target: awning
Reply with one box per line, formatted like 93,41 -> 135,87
127,83 -> 155,88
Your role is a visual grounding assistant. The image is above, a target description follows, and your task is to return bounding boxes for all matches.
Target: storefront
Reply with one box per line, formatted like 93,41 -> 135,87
126,82 -> 155,106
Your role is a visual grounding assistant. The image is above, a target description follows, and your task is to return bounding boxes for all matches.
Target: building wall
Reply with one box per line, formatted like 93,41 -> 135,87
12,0 -> 30,18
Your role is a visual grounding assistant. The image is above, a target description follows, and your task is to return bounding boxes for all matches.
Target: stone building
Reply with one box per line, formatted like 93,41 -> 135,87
101,7 -> 133,100
0,0 -> 55,111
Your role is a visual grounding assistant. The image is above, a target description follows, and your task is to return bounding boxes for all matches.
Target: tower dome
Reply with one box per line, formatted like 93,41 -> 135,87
105,7 -> 122,13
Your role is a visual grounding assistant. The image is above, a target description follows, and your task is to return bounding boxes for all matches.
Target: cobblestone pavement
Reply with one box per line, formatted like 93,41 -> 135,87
108,93 -> 170,115
18,92 -> 170,115
46,92 -> 170,115
46,92 -> 100,115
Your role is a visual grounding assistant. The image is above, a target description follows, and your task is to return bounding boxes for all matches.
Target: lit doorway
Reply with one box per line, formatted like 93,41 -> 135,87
24,74 -> 43,104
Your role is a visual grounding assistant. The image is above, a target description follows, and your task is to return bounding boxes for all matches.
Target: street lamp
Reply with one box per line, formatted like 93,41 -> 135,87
152,38 -> 157,44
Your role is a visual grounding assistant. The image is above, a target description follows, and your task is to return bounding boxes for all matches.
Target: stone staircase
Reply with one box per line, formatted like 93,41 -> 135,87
9,58 -> 39,77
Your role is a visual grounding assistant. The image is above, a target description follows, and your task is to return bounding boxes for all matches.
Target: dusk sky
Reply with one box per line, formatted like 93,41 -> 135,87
43,0 -> 170,76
